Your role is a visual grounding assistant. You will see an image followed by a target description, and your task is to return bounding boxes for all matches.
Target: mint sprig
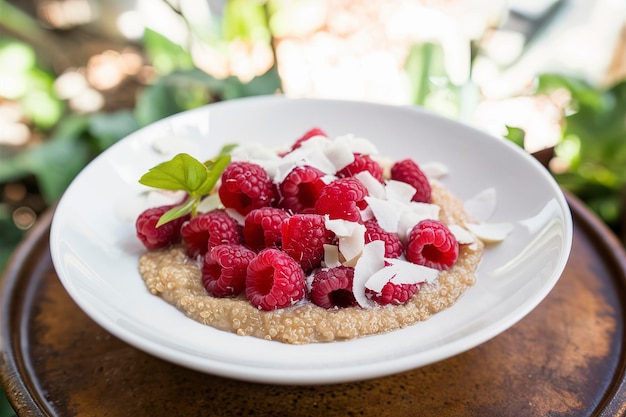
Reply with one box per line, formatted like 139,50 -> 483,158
139,145 -> 234,227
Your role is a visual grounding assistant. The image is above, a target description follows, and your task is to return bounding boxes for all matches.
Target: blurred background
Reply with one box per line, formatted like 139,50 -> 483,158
0,0 -> 624,414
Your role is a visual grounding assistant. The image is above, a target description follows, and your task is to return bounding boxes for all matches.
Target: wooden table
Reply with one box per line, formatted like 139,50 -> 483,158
1,193 -> 625,417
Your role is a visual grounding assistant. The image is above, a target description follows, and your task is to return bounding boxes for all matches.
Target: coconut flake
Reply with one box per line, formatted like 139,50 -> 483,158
364,197 -> 402,233
225,208 -> 245,226
197,193 -> 223,213
355,171 -> 385,199
324,138 -> 355,171
324,218 -> 366,264
335,134 -> 378,155
448,224 -> 476,244
364,263 -> 400,292
397,202 -> 441,243
466,222 -> 514,243
464,188 -> 497,222
385,180 -> 417,203
353,241 -> 386,308
323,244 -> 341,268
386,258 -> 439,285
421,162 -> 449,179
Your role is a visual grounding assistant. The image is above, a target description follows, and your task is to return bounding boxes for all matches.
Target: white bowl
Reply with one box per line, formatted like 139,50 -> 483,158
50,96 -> 572,385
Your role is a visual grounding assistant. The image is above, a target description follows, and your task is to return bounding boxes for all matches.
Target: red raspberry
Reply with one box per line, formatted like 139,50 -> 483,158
363,219 -> 403,258
289,127 -> 327,152
314,178 -> 368,222
243,207 -> 290,251
310,266 -> 357,309
180,210 -> 242,259
245,248 -> 306,310
218,161 -> 276,216
281,214 -> 335,272
390,159 -> 431,203
337,154 -> 383,182
278,165 -> 327,214
135,204 -> 189,250
367,281 -> 420,305
406,219 -> 458,270
201,244 -> 256,297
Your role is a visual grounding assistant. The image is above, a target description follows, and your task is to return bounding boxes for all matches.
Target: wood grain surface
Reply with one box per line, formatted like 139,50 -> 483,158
1,194 -> 626,417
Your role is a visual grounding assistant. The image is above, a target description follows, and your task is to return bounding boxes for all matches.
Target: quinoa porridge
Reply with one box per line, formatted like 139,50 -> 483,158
138,183 -> 485,344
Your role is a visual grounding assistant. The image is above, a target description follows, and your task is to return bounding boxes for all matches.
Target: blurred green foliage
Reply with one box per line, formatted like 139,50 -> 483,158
536,75 -> 626,230
0,1 -> 625,413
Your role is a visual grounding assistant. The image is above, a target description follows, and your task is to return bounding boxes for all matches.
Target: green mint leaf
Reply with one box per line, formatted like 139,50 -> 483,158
218,143 -> 238,156
139,153 -> 208,193
156,196 -> 197,227
198,154 -> 231,195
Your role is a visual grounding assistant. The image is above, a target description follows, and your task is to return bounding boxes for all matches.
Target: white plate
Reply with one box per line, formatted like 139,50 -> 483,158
50,96 -> 572,385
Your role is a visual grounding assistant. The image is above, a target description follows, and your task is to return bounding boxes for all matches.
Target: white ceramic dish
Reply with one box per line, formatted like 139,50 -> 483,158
50,96 -> 572,385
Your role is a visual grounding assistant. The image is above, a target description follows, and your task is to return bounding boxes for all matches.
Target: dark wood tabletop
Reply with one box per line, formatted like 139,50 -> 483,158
1,192 -> 626,417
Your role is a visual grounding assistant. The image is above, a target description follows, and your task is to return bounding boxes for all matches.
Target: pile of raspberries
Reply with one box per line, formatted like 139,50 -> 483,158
136,128 -> 459,311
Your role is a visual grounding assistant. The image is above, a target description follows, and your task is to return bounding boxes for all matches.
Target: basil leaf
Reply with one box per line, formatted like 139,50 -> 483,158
156,197 -> 197,227
198,154 -> 231,195
139,153 -> 208,193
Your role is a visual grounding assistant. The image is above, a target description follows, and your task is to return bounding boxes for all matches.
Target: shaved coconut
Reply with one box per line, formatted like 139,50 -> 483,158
464,188 -> 497,222
282,147 -> 336,179
197,193 -> 224,213
335,134 -> 379,155
364,197 -> 402,233
231,143 -> 281,164
353,241 -> 386,308
385,180 -> 417,203
364,263 -> 400,292
230,143 -> 282,179
324,138 -> 355,171
295,134 -> 329,151
324,218 -> 366,264
323,244 -> 341,268
355,171 -> 385,199
224,208 -> 245,226
448,224 -> 475,244
324,217 -> 357,236
397,203 -> 440,242
338,223 -> 366,262
321,174 -> 337,184
386,258 -> 439,285
407,201 -> 440,219
421,162 -> 449,179
360,206 -> 374,222
466,222 -> 514,243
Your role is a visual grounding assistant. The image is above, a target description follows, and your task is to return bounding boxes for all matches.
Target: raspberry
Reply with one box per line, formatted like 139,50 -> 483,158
314,178 -> 368,222
337,154 -> 383,182
245,248 -> 306,310
406,219 -> 458,270
281,214 -> 335,272
201,244 -> 256,297
367,281 -> 420,305
218,161 -> 276,216
390,159 -> 431,203
363,219 -> 403,258
290,127 -> 327,152
278,165 -> 327,214
180,210 -> 242,259
310,266 -> 357,309
243,207 -> 290,251
136,204 -> 189,250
